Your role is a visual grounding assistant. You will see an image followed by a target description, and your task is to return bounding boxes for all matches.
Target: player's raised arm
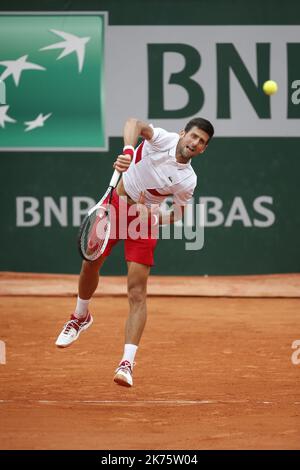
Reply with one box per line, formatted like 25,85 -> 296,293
123,118 -> 154,146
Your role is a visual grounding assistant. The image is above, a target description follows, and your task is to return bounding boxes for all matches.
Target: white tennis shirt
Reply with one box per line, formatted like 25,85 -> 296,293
122,126 -> 197,207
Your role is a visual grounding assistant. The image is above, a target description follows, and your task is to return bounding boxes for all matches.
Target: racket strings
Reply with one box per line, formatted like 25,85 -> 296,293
80,206 -> 110,261
78,188 -> 115,262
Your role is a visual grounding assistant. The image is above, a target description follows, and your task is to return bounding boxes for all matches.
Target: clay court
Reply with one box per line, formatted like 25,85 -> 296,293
0,273 -> 299,450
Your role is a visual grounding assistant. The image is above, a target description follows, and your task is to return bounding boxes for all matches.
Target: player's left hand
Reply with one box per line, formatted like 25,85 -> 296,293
136,192 -> 149,222
113,154 -> 132,172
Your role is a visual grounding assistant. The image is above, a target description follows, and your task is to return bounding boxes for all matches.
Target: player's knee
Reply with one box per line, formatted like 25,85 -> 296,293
82,258 -> 103,273
128,285 -> 146,305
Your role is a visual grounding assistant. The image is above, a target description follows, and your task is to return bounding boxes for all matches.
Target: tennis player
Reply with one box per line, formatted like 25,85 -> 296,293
55,117 -> 214,387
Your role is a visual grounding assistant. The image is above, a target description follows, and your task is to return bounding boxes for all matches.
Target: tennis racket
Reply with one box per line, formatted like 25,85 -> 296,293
78,169 -> 121,261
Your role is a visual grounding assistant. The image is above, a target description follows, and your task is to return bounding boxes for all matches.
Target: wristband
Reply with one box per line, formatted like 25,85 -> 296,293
123,145 -> 135,159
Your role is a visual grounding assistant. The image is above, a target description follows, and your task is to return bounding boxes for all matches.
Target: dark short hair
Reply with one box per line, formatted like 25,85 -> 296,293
184,117 -> 214,141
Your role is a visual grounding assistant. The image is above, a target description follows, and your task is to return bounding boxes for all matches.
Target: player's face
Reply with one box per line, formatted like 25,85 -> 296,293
178,126 -> 210,160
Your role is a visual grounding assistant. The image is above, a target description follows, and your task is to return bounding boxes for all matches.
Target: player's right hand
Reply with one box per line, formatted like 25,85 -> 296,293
113,154 -> 132,172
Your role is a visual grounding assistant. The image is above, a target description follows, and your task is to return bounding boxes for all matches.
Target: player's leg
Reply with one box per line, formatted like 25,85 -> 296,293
123,231 -> 157,347
77,188 -> 121,307
114,261 -> 150,387
55,189 -> 121,349
55,255 -> 107,348
125,261 -> 150,345
114,221 -> 157,387
78,256 -> 107,301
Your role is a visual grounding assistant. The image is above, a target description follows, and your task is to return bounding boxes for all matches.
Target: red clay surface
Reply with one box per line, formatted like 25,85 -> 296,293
0,296 -> 299,449
1,272 -> 300,297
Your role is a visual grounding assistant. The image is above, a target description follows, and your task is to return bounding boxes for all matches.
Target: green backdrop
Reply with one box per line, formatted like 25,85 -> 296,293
1,0 -> 300,275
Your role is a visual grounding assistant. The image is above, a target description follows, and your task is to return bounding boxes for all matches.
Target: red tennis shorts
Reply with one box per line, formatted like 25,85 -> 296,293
102,190 -> 158,267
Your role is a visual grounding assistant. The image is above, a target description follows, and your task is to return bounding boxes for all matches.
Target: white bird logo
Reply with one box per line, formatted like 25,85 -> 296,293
0,55 -> 46,87
24,113 -> 52,132
40,29 -> 91,73
0,105 -> 16,128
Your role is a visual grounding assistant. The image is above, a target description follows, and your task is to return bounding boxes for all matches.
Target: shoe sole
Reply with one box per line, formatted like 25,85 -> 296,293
114,373 -> 132,387
56,316 -> 93,348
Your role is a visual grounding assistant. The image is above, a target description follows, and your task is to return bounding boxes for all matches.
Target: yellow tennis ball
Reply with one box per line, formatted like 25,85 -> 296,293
263,80 -> 278,95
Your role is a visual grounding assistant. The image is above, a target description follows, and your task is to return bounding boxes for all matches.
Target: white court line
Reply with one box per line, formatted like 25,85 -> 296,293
0,399 -> 217,405
40,400 -> 218,405
0,399 -> 299,406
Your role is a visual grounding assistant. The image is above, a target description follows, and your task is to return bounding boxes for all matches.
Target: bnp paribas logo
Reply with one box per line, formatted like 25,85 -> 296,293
0,12 -> 107,151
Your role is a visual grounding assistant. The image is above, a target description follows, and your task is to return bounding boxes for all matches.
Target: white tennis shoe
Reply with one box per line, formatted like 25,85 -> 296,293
113,360 -> 133,387
55,312 -> 93,348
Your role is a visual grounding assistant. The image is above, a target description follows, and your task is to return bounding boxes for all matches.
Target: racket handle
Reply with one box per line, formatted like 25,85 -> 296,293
109,169 -> 121,189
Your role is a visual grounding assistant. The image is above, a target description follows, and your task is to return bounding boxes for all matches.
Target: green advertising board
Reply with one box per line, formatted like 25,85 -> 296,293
0,1 -> 300,275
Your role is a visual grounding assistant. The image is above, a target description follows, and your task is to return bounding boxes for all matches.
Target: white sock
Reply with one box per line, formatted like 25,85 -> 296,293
74,296 -> 90,319
121,344 -> 138,367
